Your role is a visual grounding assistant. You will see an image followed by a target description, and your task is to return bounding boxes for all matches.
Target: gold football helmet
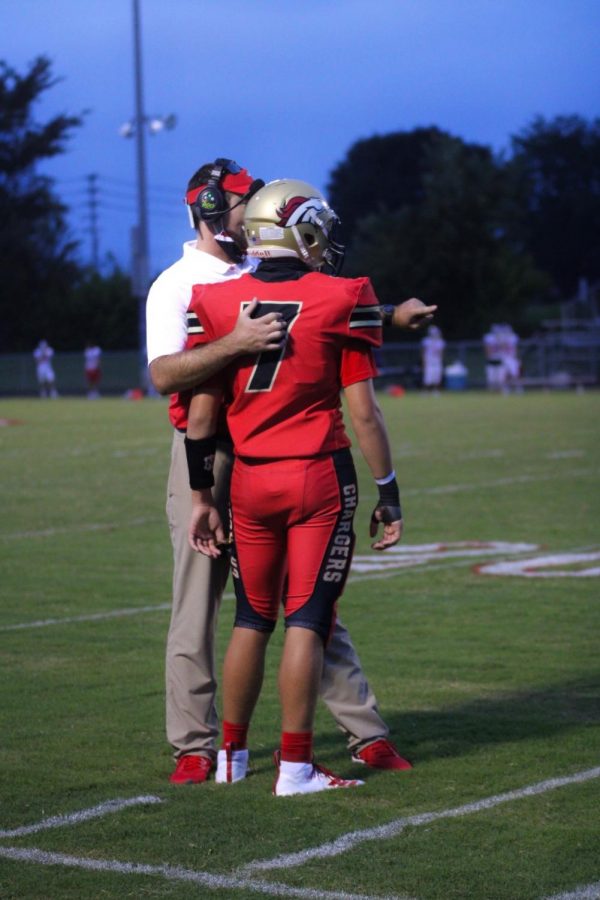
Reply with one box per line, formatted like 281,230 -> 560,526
243,179 -> 345,274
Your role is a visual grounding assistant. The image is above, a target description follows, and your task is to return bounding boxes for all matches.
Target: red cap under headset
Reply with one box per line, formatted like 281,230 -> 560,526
185,168 -> 256,206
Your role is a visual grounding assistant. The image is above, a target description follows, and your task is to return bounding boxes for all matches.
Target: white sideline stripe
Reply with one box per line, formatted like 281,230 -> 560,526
0,603 -> 173,631
3,544 -> 598,633
0,796 -> 162,838
0,554 -> 503,631
1,467 -> 595,543
0,846 -> 409,900
400,468 -> 594,498
544,882 -> 600,899
242,767 -> 600,872
0,516 -> 160,541
0,556 -> 526,632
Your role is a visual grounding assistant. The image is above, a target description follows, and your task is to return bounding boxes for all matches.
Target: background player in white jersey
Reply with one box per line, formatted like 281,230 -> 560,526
33,339 -> 57,398
483,324 -> 503,391
84,341 -> 102,399
421,325 -> 445,392
497,324 -> 521,393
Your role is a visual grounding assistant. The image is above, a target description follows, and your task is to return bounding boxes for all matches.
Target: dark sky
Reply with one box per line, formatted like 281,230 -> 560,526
3,0 -> 599,277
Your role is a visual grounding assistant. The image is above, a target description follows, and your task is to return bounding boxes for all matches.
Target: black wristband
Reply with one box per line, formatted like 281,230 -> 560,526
374,477 -> 402,523
381,305 -> 395,327
377,478 -> 400,506
184,435 -> 217,490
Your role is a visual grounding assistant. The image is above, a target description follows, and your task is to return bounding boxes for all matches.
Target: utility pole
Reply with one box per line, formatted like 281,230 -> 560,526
132,0 -> 149,387
86,173 -> 100,269
121,0 -> 175,389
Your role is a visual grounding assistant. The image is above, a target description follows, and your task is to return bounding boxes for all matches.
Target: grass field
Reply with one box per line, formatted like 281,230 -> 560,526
0,391 -> 598,900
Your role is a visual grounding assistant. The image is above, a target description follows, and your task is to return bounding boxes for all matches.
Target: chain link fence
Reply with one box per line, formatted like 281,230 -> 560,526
1,334 -> 598,396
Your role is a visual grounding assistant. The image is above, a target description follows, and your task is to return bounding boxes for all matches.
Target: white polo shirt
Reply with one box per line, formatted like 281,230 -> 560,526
146,241 -> 256,364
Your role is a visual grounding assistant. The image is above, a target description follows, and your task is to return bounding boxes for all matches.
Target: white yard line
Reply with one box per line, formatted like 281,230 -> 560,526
544,883 -> 600,900
0,603 -> 173,632
400,468 -> 594,498
0,558 -> 525,632
0,846 -> 408,900
0,516 -> 160,541
1,771 -> 597,898
1,467 -> 595,543
0,796 -> 162,838
242,767 -> 600,873
3,543 -> 598,633
0,560 -> 472,631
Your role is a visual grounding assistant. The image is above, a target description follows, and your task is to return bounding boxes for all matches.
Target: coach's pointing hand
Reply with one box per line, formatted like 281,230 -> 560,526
391,298 -> 437,330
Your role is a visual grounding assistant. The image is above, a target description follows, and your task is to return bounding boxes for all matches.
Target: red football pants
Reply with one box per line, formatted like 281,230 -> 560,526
229,449 -> 357,641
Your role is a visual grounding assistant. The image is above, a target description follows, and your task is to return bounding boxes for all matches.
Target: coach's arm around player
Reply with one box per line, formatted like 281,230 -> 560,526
149,299 -> 285,395
344,378 -> 403,551
150,299 -> 435,396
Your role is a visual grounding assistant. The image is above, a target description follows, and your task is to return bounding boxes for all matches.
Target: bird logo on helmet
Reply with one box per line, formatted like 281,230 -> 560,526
276,196 -> 329,229
243,179 -> 345,275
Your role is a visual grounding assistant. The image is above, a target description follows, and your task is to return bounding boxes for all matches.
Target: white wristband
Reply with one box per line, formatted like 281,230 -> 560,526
375,470 -> 396,485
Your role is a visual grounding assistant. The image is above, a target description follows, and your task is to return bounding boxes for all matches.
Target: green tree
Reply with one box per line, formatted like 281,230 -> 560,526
0,56 -> 83,350
60,264 -> 137,350
341,133 -> 548,338
327,127 -> 447,242
510,115 -> 600,297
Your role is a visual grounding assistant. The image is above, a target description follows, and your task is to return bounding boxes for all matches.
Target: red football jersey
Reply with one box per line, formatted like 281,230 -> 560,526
187,271 -> 382,458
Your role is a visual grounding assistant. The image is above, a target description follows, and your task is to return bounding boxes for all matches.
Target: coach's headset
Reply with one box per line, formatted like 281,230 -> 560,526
187,158 -> 264,234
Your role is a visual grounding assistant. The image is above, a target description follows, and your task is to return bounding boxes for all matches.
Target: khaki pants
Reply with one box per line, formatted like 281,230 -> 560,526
165,430 -> 388,760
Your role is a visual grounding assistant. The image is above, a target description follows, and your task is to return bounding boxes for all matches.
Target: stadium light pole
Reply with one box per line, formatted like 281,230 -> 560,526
121,0 -> 176,390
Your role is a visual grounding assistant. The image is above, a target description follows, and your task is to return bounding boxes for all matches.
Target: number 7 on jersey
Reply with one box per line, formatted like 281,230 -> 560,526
243,300 -> 302,392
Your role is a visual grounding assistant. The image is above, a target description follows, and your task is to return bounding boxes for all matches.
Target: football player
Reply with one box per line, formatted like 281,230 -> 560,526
184,180 -> 406,795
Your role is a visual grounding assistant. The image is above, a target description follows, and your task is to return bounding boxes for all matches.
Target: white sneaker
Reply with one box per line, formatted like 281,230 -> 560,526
273,751 -> 364,796
215,744 -> 249,784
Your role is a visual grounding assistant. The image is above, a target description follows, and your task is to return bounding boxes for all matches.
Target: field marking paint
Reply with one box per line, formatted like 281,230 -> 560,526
2,466 -> 595,544
242,767 -> 600,873
0,542 -> 536,632
0,846 -> 408,900
0,796 -> 162,838
351,541 -> 539,574
477,551 -> 600,578
0,777 -> 596,899
544,882 -> 600,900
0,516 -> 160,541
0,603 -> 172,632
460,449 -> 505,459
4,542 -> 598,633
399,468 -> 594,498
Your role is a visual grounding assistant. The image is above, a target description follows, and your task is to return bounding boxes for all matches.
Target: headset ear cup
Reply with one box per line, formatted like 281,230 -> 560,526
196,183 -> 226,222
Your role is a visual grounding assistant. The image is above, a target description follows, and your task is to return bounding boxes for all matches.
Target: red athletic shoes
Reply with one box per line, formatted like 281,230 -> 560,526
351,738 -> 413,771
169,754 -> 213,784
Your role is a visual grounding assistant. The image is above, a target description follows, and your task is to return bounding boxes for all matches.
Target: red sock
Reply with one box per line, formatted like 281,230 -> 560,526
280,731 -> 313,763
222,721 -> 249,750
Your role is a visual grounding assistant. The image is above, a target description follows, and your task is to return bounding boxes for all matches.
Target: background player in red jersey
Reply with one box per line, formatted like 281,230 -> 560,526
183,180 -> 404,796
